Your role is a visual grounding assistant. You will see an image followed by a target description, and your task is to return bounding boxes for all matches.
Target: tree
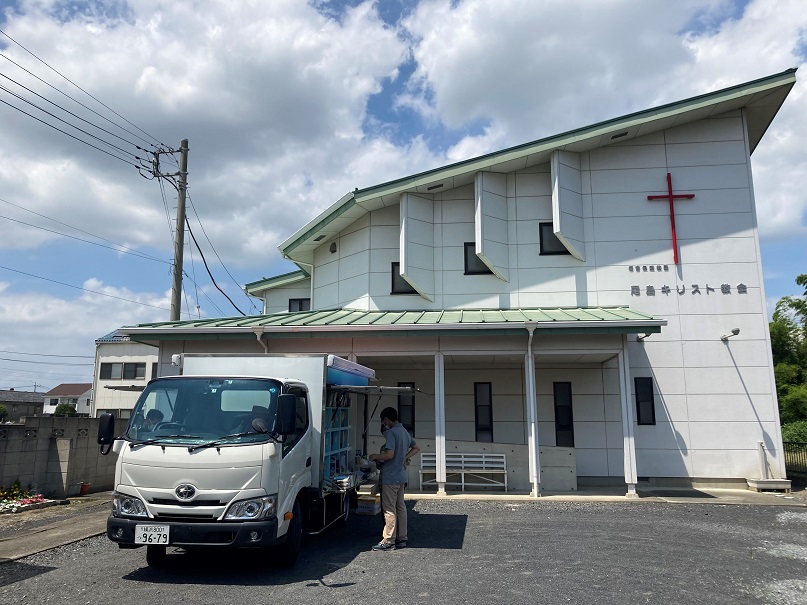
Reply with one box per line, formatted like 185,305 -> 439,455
781,420 -> 807,443
54,403 -> 77,416
771,274 -> 807,439
0,404 -> 7,422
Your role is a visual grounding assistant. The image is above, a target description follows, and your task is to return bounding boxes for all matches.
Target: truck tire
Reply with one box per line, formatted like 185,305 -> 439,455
146,544 -> 167,567
336,492 -> 350,527
274,500 -> 302,567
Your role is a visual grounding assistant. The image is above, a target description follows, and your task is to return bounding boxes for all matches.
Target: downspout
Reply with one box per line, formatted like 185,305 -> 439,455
525,323 -> 541,497
253,327 -> 269,354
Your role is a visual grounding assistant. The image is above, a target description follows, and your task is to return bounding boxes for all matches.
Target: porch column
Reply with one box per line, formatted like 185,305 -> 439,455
434,351 -> 447,495
618,335 -> 639,498
525,325 -> 541,497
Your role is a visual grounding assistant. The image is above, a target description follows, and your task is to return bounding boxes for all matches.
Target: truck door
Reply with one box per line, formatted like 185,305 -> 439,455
279,387 -> 312,512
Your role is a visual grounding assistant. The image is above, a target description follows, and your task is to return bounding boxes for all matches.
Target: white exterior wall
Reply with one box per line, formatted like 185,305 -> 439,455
263,281 -> 312,314
92,341 -> 159,418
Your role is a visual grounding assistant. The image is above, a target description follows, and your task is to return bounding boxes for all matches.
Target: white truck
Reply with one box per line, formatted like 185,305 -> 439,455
97,353 -> 402,567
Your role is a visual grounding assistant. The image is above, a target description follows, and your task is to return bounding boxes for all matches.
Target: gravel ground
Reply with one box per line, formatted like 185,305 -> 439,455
1,497 -> 807,605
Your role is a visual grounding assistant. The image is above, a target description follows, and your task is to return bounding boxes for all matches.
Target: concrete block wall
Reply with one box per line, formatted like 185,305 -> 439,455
0,416 -> 116,499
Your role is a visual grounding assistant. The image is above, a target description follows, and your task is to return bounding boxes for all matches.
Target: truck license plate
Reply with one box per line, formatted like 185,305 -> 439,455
135,524 -> 170,544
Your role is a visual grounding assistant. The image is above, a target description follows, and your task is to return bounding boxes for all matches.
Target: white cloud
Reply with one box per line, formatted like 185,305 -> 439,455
1,0 -> 806,389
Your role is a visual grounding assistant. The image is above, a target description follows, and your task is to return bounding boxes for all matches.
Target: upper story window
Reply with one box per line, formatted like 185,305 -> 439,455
391,262 -> 417,294
289,298 -> 311,312
100,362 -> 146,380
464,242 -> 493,275
539,222 -> 571,255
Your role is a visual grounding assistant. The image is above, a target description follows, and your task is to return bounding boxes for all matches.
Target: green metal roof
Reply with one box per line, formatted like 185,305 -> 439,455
279,68 -> 797,263
120,306 -> 665,340
243,270 -> 309,295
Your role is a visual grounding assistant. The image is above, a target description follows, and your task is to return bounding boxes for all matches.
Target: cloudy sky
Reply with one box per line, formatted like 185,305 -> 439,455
0,0 -> 805,390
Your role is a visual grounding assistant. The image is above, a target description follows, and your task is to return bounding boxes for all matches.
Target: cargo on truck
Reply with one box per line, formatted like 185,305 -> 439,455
97,353 -> 408,567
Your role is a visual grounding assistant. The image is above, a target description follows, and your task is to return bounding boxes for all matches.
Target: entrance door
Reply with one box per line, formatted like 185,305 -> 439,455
554,382 -> 574,447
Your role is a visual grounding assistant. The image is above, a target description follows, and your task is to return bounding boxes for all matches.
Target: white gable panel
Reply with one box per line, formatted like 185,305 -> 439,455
475,172 -> 509,281
551,150 -> 585,261
400,192 -> 434,301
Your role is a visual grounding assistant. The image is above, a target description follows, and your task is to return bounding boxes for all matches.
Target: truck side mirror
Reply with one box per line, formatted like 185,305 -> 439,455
276,394 -> 297,436
98,413 -> 115,455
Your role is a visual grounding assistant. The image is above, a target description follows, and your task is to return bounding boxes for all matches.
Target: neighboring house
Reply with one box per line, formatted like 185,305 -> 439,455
118,69 -> 795,497
92,331 -> 159,419
43,383 -> 92,416
0,389 -> 44,422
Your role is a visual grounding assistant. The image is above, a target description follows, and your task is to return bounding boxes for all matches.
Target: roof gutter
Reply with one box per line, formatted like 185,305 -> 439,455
120,318 -> 666,337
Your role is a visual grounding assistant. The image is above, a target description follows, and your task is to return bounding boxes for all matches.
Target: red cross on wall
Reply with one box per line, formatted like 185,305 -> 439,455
647,172 -> 695,264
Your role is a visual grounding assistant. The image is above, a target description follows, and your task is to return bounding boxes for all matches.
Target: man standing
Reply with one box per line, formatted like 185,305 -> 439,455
369,407 -> 420,551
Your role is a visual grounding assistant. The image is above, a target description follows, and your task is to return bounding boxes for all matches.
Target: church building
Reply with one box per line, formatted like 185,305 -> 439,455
119,68 -> 796,497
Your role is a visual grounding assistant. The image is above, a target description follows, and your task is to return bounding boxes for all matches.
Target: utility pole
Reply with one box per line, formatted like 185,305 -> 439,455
169,139 -> 189,321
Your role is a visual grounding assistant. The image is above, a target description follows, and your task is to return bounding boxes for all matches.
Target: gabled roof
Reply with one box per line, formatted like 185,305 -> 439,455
43,383 -> 92,397
0,390 -> 44,404
244,270 -> 309,296
119,306 -> 665,342
279,68 -> 797,265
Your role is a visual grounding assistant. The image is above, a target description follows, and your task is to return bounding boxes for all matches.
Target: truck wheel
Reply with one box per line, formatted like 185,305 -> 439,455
336,492 -> 350,527
146,544 -> 167,567
274,500 -> 302,567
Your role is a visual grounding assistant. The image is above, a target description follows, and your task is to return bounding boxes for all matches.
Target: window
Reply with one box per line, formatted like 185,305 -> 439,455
99,363 -> 122,380
49,398 -> 58,405
391,262 -> 417,294
474,382 -> 493,442
539,222 -> 570,255
554,382 -> 574,447
464,242 -> 493,275
123,363 -> 146,380
398,382 -> 415,436
283,387 -> 310,456
634,377 -> 656,425
101,362 -> 145,380
151,362 -> 158,380
69,398 -> 78,404
289,298 -> 310,312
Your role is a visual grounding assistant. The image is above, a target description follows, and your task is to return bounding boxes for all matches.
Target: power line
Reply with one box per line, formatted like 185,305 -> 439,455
185,217 -> 246,316
0,349 -> 94,359
0,196 -> 171,264
187,193 -> 258,313
0,70 -> 147,152
0,28 -> 165,148
0,81 -> 145,160
0,213 -> 173,265
0,95 -> 141,167
0,263 -> 182,314
0,365 -> 90,379
0,357 -> 94,366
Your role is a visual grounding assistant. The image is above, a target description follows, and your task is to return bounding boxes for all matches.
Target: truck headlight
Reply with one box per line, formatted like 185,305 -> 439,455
112,492 -> 148,518
224,495 -> 277,520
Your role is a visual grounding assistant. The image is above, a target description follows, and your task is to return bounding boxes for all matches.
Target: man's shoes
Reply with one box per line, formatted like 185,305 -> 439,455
394,540 -> 407,549
371,541 -> 395,551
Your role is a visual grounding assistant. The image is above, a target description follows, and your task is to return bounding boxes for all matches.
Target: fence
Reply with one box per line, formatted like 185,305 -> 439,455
783,441 -> 807,478
0,416 -> 116,499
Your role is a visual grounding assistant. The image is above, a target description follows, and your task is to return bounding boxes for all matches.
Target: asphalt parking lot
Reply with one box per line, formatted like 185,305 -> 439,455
1,493 -> 807,605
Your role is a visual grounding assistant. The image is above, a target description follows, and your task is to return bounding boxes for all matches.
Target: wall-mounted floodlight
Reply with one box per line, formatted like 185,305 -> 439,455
721,328 -> 740,341
636,333 -> 650,342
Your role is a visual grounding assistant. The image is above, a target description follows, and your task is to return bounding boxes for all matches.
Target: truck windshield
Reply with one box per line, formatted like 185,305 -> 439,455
125,377 -> 282,446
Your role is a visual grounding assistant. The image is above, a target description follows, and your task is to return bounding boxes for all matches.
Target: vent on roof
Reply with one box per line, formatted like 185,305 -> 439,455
610,131 -> 628,140
313,235 -> 326,241
427,183 -> 444,191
